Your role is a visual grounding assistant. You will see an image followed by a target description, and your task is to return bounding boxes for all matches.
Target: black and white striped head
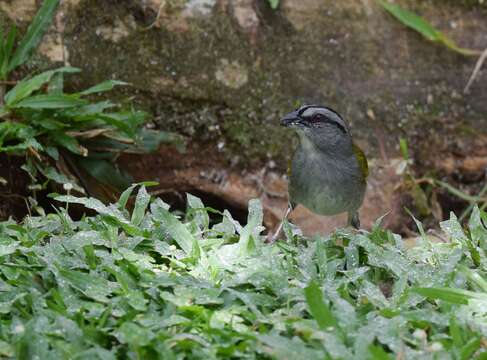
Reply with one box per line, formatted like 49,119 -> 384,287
280,105 -> 352,152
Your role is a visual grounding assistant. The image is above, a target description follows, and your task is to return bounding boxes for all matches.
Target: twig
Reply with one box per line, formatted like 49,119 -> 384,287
249,167 -> 287,199
142,0 -> 166,31
28,147 -> 42,161
464,47 -> 487,94
102,133 -> 135,144
459,170 -> 487,222
0,80 -> 17,85
67,128 -> 111,138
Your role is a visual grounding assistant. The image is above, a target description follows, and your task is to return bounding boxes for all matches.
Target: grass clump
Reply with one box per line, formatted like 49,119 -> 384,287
0,185 -> 486,359
1,0 -> 182,202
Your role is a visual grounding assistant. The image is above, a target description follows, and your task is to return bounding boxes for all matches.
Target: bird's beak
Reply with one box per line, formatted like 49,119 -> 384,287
280,110 -> 303,128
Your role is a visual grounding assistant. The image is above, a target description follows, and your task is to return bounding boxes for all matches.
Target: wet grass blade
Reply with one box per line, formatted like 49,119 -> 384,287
413,287 -> 487,304
0,26 -> 17,79
304,280 -> 338,330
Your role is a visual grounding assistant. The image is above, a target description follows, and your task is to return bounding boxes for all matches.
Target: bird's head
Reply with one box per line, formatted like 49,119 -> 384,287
280,105 -> 352,153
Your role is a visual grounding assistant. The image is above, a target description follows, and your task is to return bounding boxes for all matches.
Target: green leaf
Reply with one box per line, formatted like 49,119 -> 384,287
0,26 -> 17,79
186,193 -> 209,230
259,335 -> 325,359
8,0 -> 60,72
116,322 -> 154,347
4,67 -> 80,105
0,27 -> 5,76
238,199 -> 263,255
99,111 -> 145,138
436,180 -> 484,203
399,137 -> 409,161
267,0 -> 280,10
460,337 -> 481,360
12,94 -> 87,109
58,268 -> 118,303
304,280 -> 338,330
36,165 -> 84,193
412,287 -> 487,304
0,106 -> 7,118
48,71 -> 64,94
52,132 -> 87,155
152,206 -> 195,255
77,157 -> 132,190
80,80 -> 128,96
458,264 -> 487,293
53,194 -> 142,236
449,316 -> 463,348
131,186 -> 150,226
118,184 -> 138,210
368,344 -> 393,360
137,128 -> 185,153
377,0 -> 479,56
61,101 -> 115,119
117,181 -> 158,210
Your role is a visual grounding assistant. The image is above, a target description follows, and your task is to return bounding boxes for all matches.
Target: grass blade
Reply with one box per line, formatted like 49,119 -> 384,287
304,280 -> 338,330
131,186 -> 150,226
449,316 -> 464,348
460,337 -> 481,360
1,26 -> 17,78
413,287 -> 487,304
368,344 -> 393,360
53,132 -> 87,156
458,265 -> 487,293
80,80 -> 128,96
4,67 -> 79,105
152,206 -> 195,255
118,184 -> 138,210
13,94 -> 87,109
8,0 -> 60,72
377,0 -> 480,56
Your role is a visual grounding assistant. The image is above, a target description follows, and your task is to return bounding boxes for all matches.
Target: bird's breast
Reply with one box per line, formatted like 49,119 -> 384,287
289,148 -> 365,216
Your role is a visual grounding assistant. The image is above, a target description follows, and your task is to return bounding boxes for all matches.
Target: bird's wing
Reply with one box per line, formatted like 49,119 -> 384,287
352,143 -> 369,179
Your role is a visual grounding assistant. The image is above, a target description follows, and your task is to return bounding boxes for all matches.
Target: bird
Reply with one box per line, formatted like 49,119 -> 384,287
271,104 -> 368,241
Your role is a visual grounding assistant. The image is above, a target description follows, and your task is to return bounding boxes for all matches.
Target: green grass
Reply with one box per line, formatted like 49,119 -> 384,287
0,185 -> 486,359
1,0 -> 183,198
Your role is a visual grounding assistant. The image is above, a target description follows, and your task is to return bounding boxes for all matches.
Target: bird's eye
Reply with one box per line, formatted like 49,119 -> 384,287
310,114 -> 323,123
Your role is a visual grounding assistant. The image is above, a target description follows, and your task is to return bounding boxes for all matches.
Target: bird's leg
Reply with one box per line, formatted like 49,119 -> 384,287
269,202 -> 295,243
347,211 -> 360,229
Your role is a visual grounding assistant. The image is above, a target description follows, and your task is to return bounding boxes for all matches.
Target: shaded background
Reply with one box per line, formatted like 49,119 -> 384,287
1,0 -> 486,235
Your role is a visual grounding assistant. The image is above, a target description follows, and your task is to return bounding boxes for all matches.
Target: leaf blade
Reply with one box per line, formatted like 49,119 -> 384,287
304,280 -> 338,330
8,0 -> 60,72
12,94 -> 87,109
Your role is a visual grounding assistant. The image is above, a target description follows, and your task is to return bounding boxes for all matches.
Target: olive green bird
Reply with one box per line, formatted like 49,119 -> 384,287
272,105 -> 368,241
